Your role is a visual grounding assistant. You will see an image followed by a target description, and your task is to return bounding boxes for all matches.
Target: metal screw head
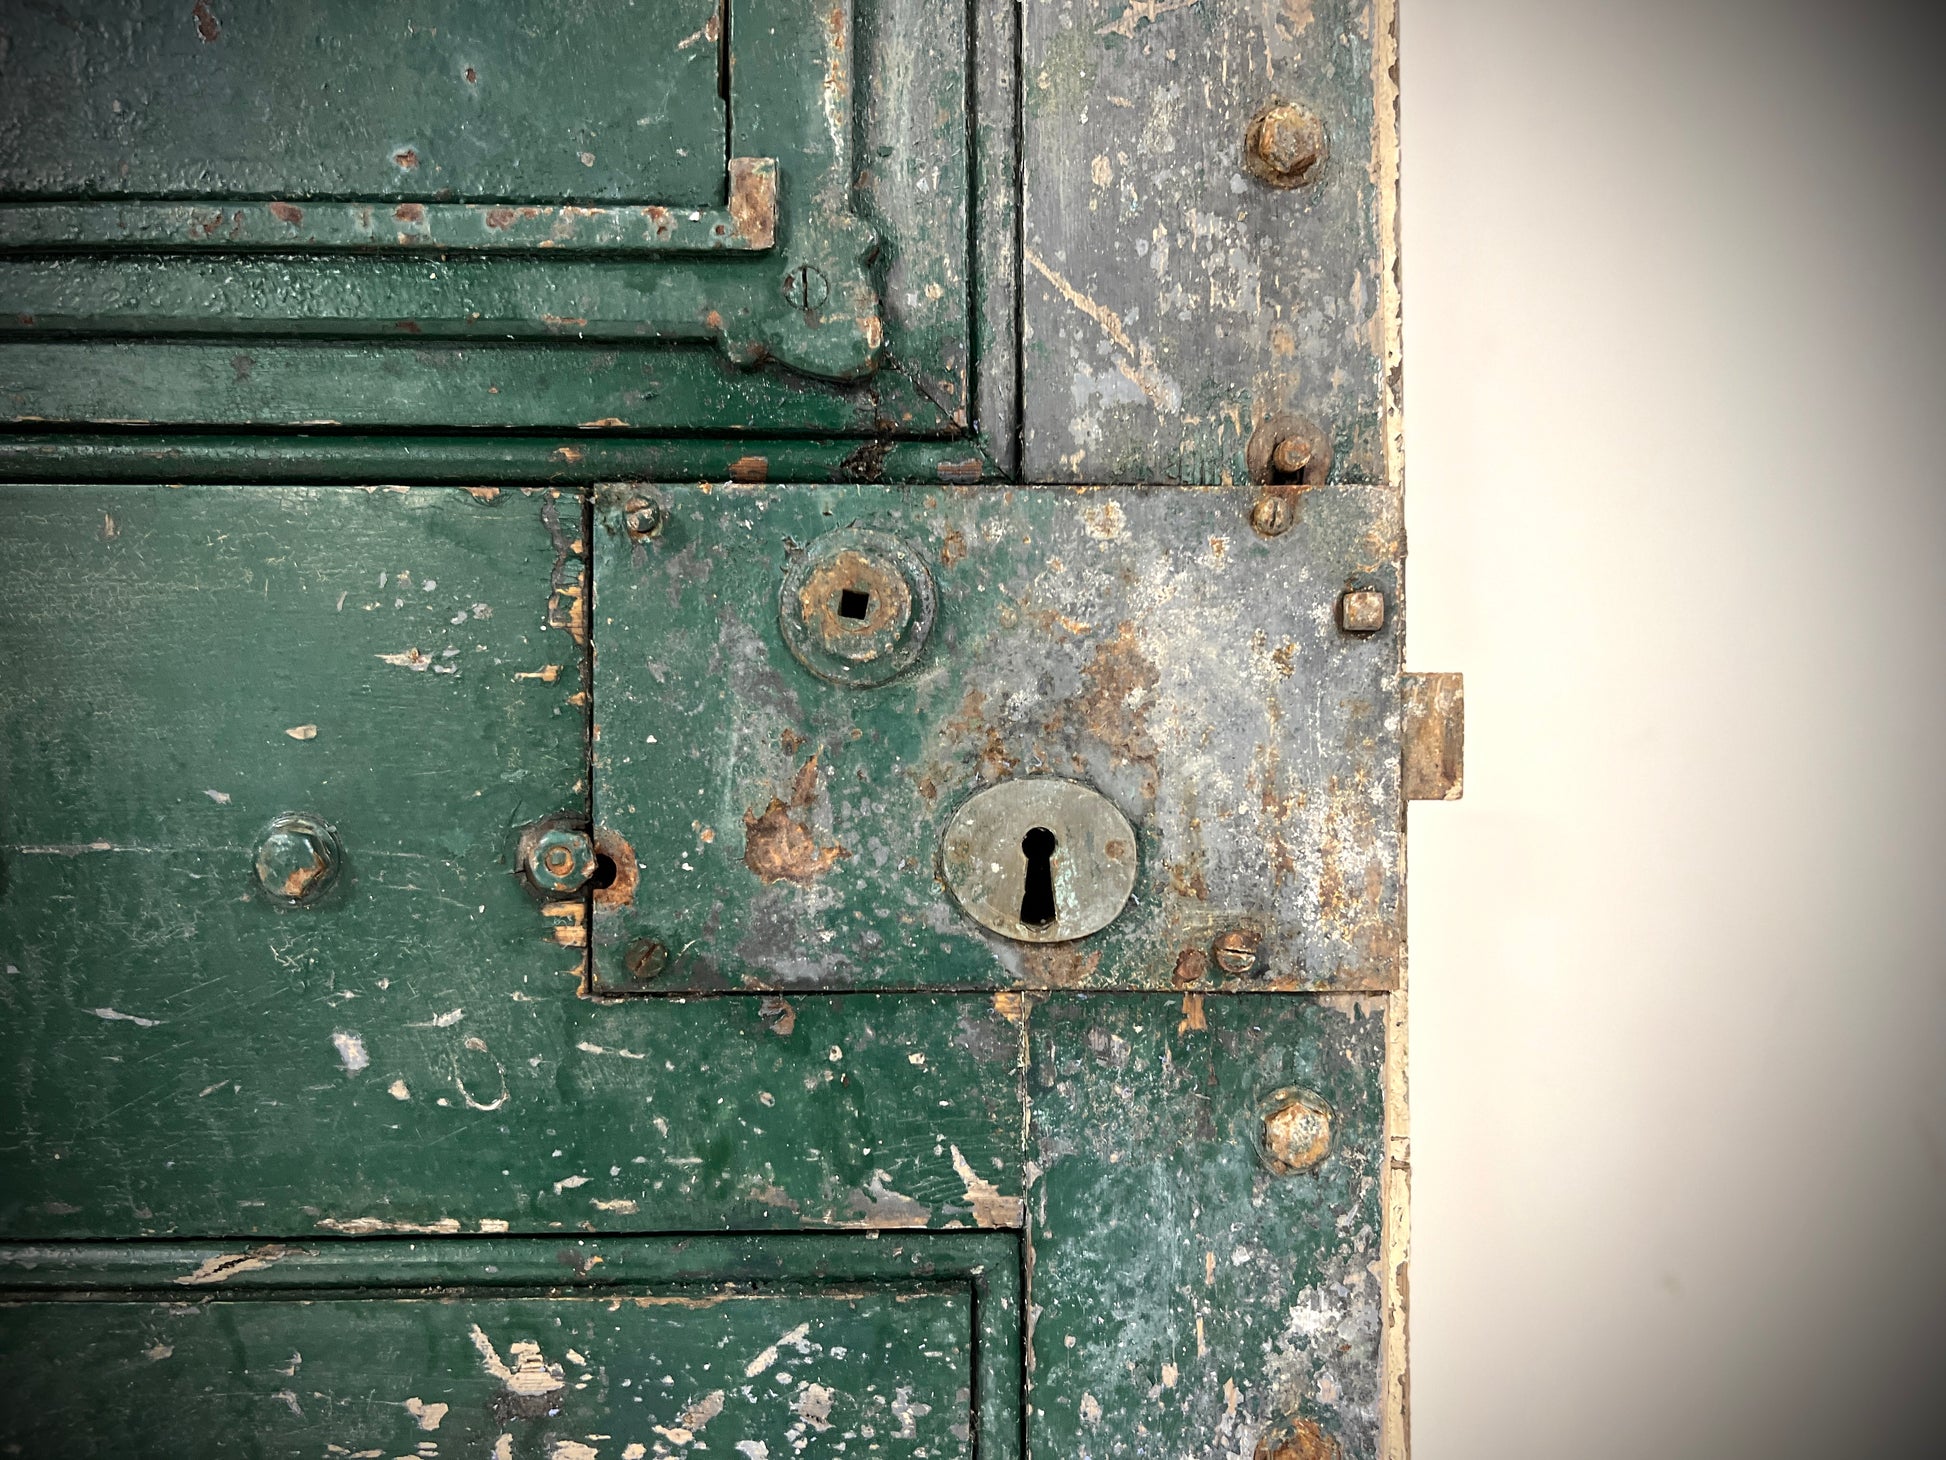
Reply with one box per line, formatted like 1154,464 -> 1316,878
622,938 -> 670,983
1261,1088 -> 1333,1175
255,813 -> 342,906
1249,494 -> 1296,538
1243,99 -> 1328,189
622,498 -> 664,540
1211,928 -> 1263,976
525,827 -> 597,896
783,263 -> 830,311
1337,589 -> 1387,634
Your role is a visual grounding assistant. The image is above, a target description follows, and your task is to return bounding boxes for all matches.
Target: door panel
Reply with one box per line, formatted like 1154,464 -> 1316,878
0,0 -> 1007,451
588,483 -> 1402,996
0,1232 -> 1021,1460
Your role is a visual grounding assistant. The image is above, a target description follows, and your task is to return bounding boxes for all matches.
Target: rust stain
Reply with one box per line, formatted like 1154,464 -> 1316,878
726,156 -> 777,249
268,201 -> 303,225
944,688 -> 1017,783
191,1 -> 221,43
758,996 -> 796,1038
743,757 -> 847,885
394,202 -> 426,224
1075,620 -> 1160,795
799,550 -> 909,651
729,455 -> 769,483
484,206 -> 516,231
392,148 -> 420,171
592,828 -> 638,909
1172,946 -> 1208,985
939,529 -> 968,566
1256,1419 -> 1343,1460
1020,944 -> 1100,988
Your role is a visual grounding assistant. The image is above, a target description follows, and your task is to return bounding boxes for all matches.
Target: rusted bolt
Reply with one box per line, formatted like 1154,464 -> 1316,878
1243,99 -> 1329,189
783,263 -> 830,311
1247,413 -> 1331,487
525,827 -> 597,896
622,498 -> 664,540
254,813 -> 342,906
622,938 -> 669,983
1261,1088 -> 1333,1175
1249,494 -> 1297,538
1254,1417 -> 1343,1460
1269,436 -> 1314,478
1212,928 -> 1263,976
1337,589 -> 1387,634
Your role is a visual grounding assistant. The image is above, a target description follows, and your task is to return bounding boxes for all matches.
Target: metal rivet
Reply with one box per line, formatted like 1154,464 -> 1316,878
254,813 -> 342,906
623,498 -> 664,540
1211,928 -> 1262,976
1243,99 -> 1329,189
1261,1088 -> 1333,1175
1337,589 -> 1386,634
525,827 -> 596,896
1249,494 -> 1296,538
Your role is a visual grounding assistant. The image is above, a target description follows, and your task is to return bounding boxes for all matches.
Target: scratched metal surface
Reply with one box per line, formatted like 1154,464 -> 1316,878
589,482 -> 1403,994
1021,0 -> 1390,485
1026,993 -> 1388,1460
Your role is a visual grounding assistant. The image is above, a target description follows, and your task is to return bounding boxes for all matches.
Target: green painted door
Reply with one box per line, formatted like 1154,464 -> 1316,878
0,3 -> 1438,1457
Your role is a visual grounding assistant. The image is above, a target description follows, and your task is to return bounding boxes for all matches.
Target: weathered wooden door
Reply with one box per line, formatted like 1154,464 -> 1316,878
0,2 -> 1454,1456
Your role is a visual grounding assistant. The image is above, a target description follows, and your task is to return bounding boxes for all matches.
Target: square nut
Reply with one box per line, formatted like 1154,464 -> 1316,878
1338,589 -> 1387,634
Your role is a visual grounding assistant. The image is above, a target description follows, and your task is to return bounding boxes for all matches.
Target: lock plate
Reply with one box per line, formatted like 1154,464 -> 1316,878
940,777 -> 1138,943
589,481 -> 1404,994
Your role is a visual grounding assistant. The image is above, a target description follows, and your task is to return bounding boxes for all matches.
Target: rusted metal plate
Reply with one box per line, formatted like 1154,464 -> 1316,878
1026,993 -> 1389,1459
0,1233 -> 1022,1460
1021,0 -> 1398,485
1402,671 -> 1464,802
588,481 -> 1404,995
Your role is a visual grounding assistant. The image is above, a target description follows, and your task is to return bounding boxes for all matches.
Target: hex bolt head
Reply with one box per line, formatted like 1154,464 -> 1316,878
1338,588 -> 1387,634
1243,99 -> 1329,189
525,827 -> 597,896
254,813 -> 342,906
1211,928 -> 1263,976
622,498 -> 664,540
1249,494 -> 1297,538
1261,1088 -> 1334,1175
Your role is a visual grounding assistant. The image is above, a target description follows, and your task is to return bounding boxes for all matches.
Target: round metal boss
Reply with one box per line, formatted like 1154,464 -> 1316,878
778,528 -> 936,687
939,777 -> 1139,943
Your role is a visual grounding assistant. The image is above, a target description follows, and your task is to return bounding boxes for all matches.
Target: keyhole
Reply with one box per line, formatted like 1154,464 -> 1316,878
1019,826 -> 1058,927
838,588 -> 871,620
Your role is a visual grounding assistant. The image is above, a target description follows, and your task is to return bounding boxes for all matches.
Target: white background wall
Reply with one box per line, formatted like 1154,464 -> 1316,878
1398,2 -> 1946,1455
